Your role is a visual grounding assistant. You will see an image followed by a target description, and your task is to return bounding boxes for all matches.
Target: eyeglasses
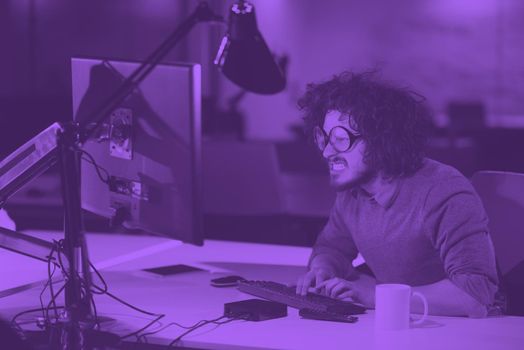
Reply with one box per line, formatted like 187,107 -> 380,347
313,125 -> 361,153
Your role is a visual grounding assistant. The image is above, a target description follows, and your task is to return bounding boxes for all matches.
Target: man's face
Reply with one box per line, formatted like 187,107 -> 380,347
320,110 -> 371,191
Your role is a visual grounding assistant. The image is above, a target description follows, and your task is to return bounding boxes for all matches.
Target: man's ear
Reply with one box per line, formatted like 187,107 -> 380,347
347,115 -> 360,134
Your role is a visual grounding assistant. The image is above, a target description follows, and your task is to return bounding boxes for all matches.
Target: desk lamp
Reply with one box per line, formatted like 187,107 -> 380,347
215,0 -> 286,94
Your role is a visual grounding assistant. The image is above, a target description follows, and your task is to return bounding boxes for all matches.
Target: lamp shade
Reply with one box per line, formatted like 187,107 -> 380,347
214,1 -> 286,94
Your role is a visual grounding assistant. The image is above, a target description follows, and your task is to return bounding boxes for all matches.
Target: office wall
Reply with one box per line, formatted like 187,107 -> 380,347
1,0 -> 206,97
221,0 -> 524,139
2,0 -> 523,145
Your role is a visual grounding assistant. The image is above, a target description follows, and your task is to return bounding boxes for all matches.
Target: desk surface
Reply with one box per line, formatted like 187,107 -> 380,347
1,231 -> 523,350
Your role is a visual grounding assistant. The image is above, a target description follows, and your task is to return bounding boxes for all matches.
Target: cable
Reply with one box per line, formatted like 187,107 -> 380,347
85,259 -> 241,344
45,284 -> 66,324
89,261 -> 108,294
88,281 -> 165,340
46,263 -> 59,321
11,306 -> 65,332
39,245 -> 58,323
136,316 -> 227,344
90,291 -> 100,330
54,240 -> 102,329
120,314 -> 165,340
12,240 -> 165,343
139,319 -> 208,339
89,280 -> 162,318
39,262 -> 57,320
47,245 -> 61,322
84,256 -> 166,339
13,244 -> 64,336
44,239 -> 224,344
166,316 -> 226,347
168,315 -> 248,347
44,244 -> 67,324
89,280 -> 165,340
12,248 -> 237,347
56,238 -> 164,337
56,241 -> 69,280
80,150 -> 110,184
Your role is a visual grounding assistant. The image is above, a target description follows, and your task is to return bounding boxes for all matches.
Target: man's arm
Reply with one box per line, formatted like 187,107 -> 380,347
309,192 -> 358,278
320,273 -> 486,316
411,278 -> 487,317
297,193 -> 359,295
422,175 -> 499,317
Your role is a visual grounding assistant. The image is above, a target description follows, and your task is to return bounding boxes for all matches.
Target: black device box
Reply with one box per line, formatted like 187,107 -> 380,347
224,299 -> 287,321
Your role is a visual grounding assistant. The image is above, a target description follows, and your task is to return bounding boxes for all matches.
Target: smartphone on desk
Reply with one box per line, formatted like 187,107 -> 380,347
142,264 -> 206,276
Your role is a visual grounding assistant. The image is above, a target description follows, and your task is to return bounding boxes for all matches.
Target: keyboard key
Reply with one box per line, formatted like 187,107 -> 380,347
237,280 -> 366,315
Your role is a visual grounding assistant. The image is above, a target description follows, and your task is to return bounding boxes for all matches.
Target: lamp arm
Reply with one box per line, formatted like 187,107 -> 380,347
81,1 -> 223,144
1,2 -> 222,207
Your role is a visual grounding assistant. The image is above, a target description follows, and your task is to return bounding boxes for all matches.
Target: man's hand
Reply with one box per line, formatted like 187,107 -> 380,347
296,268 -> 335,296
317,273 -> 377,308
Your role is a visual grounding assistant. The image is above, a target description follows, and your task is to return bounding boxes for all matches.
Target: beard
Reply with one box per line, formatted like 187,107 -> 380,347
330,168 -> 376,192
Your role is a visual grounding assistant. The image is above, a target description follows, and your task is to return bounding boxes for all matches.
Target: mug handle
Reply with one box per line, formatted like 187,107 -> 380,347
411,291 -> 428,325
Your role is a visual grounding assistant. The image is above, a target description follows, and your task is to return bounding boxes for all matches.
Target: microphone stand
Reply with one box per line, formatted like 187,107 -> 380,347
0,3 -> 223,349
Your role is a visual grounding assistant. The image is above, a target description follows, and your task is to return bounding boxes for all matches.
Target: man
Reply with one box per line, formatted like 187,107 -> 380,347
295,71 -> 499,317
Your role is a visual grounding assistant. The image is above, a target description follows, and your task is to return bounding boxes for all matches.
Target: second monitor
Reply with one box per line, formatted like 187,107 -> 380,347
71,57 -> 202,245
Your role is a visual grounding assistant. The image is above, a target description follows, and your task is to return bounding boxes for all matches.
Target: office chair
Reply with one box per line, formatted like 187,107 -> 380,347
471,171 -> 524,315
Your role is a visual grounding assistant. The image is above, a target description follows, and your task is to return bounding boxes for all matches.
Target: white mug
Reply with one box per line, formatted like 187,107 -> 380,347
375,284 -> 428,331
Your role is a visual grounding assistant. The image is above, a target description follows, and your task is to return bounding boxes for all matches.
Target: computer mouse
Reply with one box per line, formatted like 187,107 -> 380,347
210,275 -> 247,287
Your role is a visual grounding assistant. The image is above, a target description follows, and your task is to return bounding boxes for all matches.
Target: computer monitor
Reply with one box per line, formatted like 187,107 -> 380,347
71,57 -> 203,245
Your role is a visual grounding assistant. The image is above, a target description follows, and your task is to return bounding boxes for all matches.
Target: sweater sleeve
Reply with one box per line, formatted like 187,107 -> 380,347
423,174 -> 499,307
309,192 -> 358,278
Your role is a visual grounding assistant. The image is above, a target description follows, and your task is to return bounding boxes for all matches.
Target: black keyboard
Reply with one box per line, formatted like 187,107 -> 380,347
237,280 -> 366,315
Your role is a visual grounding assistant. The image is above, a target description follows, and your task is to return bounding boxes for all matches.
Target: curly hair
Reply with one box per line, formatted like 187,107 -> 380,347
298,71 -> 433,178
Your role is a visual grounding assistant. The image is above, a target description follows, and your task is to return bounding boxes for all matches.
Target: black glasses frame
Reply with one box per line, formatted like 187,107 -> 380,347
313,126 -> 361,153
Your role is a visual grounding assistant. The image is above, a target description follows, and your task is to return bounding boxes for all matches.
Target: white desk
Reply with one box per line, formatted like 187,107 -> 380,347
1,231 -> 523,350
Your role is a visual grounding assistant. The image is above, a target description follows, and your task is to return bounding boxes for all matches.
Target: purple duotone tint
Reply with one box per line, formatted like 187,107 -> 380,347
0,0 -> 523,349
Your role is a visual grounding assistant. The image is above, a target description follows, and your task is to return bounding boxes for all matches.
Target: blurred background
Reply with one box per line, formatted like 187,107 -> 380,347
1,0 -> 523,245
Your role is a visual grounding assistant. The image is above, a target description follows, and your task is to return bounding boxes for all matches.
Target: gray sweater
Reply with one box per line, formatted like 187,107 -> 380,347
310,158 -> 499,306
